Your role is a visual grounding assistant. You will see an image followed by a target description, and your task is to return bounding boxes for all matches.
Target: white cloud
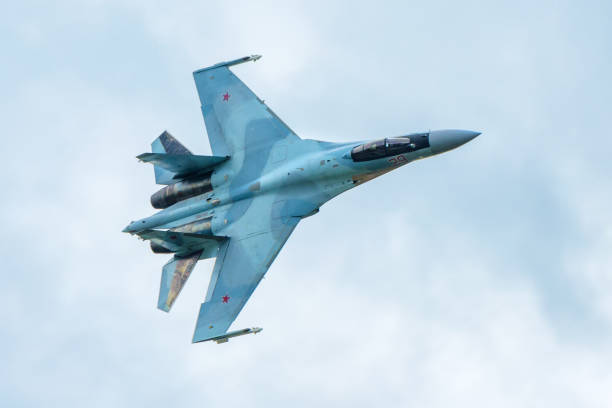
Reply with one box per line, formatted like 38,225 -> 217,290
2,0 -> 612,406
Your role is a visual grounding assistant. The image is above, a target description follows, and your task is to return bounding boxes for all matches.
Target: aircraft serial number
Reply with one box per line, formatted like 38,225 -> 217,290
388,155 -> 407,165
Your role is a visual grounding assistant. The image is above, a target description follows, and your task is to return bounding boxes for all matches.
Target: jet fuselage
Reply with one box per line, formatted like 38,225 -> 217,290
124,129 -> 479,237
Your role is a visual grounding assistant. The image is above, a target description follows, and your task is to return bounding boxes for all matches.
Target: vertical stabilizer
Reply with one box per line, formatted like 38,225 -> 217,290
158,250 -> 202,312
151,131 -> 192,185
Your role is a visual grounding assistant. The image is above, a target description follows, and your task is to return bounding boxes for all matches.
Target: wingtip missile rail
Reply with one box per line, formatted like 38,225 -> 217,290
193,54 -> 262,75
194,327 -> 263,344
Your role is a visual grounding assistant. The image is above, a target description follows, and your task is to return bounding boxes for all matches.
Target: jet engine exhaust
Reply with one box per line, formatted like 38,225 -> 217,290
150,175 -> 213,209
150,242 -> 173,253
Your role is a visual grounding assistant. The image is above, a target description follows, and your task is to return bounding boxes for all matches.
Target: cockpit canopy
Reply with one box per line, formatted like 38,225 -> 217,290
350,132 -> 430,162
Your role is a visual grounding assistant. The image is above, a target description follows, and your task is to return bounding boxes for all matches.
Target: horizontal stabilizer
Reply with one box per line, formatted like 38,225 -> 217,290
158,251 -> 202,312
137,153 -> 228,180
136,229 -> 226,257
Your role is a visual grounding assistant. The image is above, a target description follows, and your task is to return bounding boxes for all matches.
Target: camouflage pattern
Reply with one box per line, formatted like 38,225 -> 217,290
123,55 -> 480,343
158,250 -> 201,312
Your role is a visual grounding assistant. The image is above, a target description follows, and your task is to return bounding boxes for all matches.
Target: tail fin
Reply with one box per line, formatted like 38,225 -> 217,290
158,251 -> 202,312
142,131 -> 228,185
150,131 -> 191,184
152,131 -> 192,155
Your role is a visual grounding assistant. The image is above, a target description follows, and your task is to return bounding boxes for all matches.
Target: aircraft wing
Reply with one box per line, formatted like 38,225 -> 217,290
193,55 -> 300,156
192,216 -> 300,343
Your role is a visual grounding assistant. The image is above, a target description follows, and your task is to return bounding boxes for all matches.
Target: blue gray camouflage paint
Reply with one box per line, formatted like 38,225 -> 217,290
123,55 -> 481,344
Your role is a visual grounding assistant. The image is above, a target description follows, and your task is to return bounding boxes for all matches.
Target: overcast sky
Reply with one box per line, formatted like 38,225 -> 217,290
2,1 -> 612,406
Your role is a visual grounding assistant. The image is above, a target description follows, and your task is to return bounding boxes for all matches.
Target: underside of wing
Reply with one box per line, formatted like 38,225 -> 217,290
192,217 -> 300,343
193,55 -> 300,156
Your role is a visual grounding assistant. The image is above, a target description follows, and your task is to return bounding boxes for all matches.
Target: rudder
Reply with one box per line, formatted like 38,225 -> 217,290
151,131 -> 192,185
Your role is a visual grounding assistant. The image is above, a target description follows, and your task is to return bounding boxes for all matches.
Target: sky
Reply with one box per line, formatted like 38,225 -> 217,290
2,0 -> 612,406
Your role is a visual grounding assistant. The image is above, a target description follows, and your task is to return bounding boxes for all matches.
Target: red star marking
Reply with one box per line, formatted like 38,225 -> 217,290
222,295 -> 230,303
223,92 -> 230,101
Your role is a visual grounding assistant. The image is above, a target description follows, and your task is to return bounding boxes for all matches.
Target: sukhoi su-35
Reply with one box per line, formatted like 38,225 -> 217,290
123,55 -> 481,344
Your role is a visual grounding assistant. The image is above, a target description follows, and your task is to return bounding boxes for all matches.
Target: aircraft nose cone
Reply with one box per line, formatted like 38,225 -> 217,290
429,129 -> 481,154
122,221 -> 138,233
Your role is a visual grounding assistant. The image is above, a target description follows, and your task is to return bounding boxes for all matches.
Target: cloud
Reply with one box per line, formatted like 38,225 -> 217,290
2,0 -> 611,406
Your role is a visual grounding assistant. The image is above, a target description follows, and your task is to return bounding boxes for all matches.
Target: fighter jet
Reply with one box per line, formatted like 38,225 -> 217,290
123,55 -> 480,344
